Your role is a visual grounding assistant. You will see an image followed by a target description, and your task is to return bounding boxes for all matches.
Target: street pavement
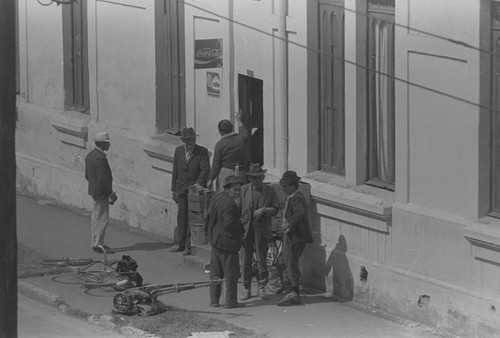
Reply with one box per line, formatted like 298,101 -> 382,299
18,293 -> 126,338
17,193 -> 458,338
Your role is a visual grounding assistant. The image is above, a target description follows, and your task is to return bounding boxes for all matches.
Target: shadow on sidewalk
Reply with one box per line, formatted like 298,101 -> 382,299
112,242 -> 171,253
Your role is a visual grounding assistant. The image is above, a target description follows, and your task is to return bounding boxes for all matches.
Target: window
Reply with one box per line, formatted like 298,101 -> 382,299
319,1 -> 345,175
155,0 -> 186,133
62,0 -> 89,111
491,2 -> 500,216
366,0 -> 395,189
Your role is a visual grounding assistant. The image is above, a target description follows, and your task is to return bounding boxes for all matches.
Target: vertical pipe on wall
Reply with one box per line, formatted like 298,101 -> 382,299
278,0 -> 289,172
229,0 -> 235,123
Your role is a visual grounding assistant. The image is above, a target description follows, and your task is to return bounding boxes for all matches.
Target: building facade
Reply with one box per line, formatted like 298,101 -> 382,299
16,0 -> 500,336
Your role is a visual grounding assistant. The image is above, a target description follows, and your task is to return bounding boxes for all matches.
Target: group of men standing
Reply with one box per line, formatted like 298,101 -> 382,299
84,112 -> 312,309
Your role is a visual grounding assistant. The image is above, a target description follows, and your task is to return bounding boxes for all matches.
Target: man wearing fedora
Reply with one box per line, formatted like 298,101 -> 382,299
205,175 -> 247,309
170,127 -> 210,255
85,131 -> 117,253
240,163 -> 280,301
277,170 -> 313,306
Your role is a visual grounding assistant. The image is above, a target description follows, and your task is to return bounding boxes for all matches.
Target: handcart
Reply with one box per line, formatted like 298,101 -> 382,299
112,278 -> 224,316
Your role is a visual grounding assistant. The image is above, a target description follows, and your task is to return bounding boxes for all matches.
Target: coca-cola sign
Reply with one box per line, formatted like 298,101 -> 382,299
194,39 -> 223,69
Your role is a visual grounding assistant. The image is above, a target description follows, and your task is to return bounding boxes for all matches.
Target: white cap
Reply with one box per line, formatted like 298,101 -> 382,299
94,131 -> 110,142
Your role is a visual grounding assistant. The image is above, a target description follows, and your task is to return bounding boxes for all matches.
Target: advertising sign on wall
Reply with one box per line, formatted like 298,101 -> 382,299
207,71 -> 221,97
194,39 -> 223,69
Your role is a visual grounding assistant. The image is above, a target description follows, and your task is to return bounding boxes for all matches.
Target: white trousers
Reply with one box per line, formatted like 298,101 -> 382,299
91,198 -> 109,246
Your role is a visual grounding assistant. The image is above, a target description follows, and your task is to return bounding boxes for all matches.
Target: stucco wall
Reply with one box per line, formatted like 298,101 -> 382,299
15,0 -> 500,336
93,1 -> 156,136
395,0 -> 481,219
23,2 -> 64,109
185,0 -> 232,148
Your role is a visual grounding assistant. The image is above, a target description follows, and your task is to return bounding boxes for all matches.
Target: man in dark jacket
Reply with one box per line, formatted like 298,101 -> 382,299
240,163 -> 280,301
85,131 -> 116,253
276,171 -> 313,306
207,175 -> 247,309
170,127 -> 210,255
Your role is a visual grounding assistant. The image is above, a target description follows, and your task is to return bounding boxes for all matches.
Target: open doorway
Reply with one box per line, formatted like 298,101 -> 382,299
238,74 -> 264,166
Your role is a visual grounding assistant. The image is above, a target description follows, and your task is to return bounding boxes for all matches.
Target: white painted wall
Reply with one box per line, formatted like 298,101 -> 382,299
185,0 -> 231,149
24,1 -> 64,109
94,1 -> 156,136
395,0 -> 481,218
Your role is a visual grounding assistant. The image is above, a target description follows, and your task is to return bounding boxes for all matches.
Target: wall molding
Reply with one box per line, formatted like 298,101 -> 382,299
50,110 -> 90,149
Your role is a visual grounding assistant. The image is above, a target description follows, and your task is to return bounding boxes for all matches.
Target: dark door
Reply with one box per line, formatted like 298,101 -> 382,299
238,74 -> 264,167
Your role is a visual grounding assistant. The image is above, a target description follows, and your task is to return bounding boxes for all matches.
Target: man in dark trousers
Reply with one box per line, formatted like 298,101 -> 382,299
206,175 -> 247,309
170,127 -> 210,255
240,163 -> 280,301
85,131 -> 117,253
276,170 -> 313,306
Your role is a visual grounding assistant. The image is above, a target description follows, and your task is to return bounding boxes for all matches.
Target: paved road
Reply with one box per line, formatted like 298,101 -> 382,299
17,194 -> 459,338
18,293 -> 125,338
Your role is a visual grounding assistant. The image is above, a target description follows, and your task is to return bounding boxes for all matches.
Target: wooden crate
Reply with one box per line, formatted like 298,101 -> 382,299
187,189 -> 214,213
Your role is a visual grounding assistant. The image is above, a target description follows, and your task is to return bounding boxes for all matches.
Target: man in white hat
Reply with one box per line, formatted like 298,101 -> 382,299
84,131 -> 116,253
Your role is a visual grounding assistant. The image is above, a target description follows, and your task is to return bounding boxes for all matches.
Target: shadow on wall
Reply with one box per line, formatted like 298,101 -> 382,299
325,235 -> 354,301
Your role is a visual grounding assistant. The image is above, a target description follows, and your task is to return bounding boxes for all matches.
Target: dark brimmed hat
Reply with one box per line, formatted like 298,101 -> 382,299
180,127 -> 198,140
279,170 -> 301,186
247,163 -> 267,177
223,175 -> 243,188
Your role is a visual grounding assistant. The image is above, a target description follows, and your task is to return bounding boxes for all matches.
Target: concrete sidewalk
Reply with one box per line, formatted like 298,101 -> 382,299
17,193 -> 455,338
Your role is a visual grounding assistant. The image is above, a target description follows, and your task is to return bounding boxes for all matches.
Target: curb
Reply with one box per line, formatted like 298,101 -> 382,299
18,281 -> 159,338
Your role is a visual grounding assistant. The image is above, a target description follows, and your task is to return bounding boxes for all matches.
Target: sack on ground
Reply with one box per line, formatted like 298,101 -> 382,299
117,255 -> 143,286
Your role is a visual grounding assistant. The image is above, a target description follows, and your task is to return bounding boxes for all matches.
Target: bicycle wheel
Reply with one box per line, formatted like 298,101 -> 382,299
267,238 -> 282,268
113,293 -> 133,314
37,258 -> 93,267
266,238 -> 284,291
51,272 -> 85,285
251,259 -> 268,277
77,271 -> 130,289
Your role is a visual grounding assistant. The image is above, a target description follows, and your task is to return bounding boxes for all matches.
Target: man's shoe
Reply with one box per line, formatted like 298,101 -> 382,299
240,288 -> 251,300
102,245 -> 113,253
92,246 -> 102,253
277,291 -> 298,307
224,302 -> 246,309
209,302 -> 220,308
258,286 -> 269,300
182,249 -> 191,256
291,293 -> 301,304
275,286 -> 285,294
170,246 -> 184,253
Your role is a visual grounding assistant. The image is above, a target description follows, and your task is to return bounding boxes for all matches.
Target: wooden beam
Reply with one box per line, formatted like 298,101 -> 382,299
0,0 -> 18,336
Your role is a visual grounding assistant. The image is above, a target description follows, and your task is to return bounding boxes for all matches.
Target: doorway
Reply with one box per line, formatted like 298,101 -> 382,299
238,74 -> 264,166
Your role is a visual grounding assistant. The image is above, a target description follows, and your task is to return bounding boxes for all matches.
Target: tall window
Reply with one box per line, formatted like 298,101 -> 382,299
155,0 -> 185,133
491,2 -> 500,216
366,0 -> 395,189
62,0 -> 89,111
319,1 -> 345,174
